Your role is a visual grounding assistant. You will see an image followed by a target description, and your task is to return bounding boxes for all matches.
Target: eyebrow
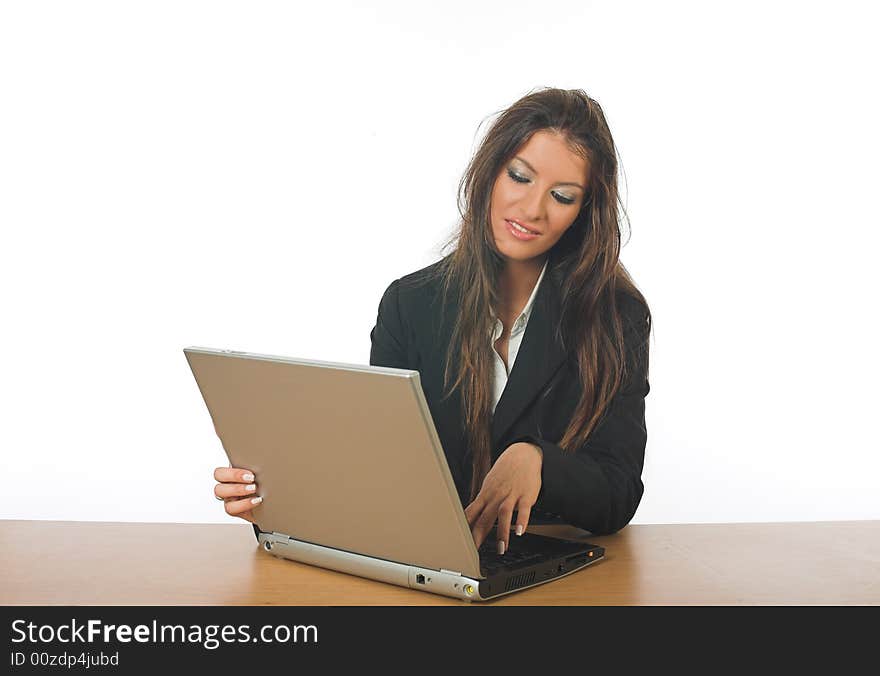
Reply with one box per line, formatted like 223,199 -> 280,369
513,156 -> 586,190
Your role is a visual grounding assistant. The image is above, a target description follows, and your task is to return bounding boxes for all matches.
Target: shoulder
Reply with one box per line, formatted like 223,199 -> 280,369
375,257 -> 450,333
397,257 -> 449,293
380,257 -> 450,310
615,288 -> 649,327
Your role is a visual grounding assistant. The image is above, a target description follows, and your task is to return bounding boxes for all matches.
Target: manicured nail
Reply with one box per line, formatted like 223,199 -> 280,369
245,484 -> 256,492
516,525 -> 524,536
242,473 -> 255,482
497,540 -> 505,555
251,496 -> 263,505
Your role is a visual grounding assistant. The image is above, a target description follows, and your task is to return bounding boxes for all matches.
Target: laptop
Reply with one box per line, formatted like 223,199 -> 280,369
184,346 -> 605,601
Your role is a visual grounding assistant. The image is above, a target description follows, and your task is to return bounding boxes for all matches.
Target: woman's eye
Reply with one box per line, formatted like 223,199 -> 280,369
553,192 -> 576,205
507,167 -> 576,205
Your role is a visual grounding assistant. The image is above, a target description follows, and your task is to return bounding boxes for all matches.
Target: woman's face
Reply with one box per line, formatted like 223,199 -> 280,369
489,129 -> 591,264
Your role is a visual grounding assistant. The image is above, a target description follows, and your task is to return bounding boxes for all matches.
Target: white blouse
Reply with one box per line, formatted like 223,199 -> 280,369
490,258 -> 549,414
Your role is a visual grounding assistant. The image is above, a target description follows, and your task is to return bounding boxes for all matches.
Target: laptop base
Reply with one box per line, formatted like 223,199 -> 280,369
258,531 -> 605,602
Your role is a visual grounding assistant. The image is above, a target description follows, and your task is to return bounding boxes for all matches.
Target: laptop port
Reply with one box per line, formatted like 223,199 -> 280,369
416,574 -> 426,584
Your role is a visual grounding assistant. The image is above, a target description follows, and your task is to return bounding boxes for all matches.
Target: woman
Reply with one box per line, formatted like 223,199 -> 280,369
213,87 -> 652,557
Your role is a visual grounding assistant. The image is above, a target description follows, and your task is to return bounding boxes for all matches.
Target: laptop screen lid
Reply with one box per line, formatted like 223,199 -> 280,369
184,347 -> 483,579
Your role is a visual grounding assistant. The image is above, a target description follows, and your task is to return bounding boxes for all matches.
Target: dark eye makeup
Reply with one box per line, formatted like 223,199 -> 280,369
506,167 -> 576,205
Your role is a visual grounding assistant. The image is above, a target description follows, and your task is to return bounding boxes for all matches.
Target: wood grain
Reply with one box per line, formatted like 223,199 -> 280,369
1,520 -> 877,605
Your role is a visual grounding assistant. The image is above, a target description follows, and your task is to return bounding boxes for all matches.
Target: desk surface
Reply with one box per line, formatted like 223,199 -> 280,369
1,519 -> 877,605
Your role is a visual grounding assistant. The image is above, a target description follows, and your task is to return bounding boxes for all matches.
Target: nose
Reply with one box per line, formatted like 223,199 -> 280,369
520,183 -> 547,223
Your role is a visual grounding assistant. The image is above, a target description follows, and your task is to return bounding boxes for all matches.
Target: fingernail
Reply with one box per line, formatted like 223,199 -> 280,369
246,484 -> 256,492
242,473 -> 255,482
497,540 -> 505,555
516,525 -> 524,536
251,496 -> 263,505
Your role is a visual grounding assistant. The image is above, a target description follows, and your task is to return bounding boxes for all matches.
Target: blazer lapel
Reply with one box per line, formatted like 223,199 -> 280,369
490,265 -> 570,448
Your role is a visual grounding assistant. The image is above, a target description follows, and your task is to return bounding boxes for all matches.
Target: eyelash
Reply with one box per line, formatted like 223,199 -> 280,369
507,168 -> 577,205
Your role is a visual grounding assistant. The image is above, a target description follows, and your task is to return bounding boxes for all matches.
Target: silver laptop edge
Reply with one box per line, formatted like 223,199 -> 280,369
257,530 -> 602,602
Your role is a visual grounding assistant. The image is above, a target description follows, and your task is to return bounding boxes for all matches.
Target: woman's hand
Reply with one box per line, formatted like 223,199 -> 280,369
464,442 -> 542,553
213,466 -> 262,524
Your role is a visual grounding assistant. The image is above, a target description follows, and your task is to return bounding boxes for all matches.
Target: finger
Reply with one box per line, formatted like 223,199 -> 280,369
231,510 -> 255,524
214,481 -> 258,500
465,500 -> 487,547
495,499 -> 516,555
463,496 -> 485,528
472,502 -> 500,551
213,467 -> 256,484
514,500 -> 533,537
223,495 -> 263,521
471,525 -> 487,551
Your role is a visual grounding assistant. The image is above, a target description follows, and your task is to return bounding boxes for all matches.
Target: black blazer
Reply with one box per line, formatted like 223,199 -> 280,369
368,257 -> 651,536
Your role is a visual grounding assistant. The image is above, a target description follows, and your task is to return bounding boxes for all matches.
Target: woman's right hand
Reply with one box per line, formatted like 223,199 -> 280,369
213,466 -> 262,524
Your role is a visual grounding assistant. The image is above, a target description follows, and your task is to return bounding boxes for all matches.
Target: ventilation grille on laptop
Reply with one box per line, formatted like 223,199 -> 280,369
505,571 -> 536,592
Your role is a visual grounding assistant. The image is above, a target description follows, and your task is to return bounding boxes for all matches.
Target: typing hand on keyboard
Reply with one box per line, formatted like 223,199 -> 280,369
463,442 -> 543,554
478,530 -> 543,573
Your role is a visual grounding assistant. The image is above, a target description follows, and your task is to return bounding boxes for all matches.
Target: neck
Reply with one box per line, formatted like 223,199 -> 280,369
495,255 -> 547,321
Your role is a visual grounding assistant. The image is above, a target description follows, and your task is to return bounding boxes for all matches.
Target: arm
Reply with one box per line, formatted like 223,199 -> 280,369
511,300 -> 651,535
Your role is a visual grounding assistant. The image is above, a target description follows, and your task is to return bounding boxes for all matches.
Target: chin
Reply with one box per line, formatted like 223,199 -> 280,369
495,244 -> 550,264
500,249 -> 538,262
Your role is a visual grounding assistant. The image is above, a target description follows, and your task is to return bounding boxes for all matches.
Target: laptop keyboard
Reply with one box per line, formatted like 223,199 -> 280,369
478,537 -> 545,574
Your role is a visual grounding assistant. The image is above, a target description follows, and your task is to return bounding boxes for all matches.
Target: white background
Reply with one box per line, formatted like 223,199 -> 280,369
1,1 -> 877,526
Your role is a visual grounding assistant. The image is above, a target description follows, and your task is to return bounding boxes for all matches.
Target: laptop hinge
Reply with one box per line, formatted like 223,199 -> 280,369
440,568 -> 462,576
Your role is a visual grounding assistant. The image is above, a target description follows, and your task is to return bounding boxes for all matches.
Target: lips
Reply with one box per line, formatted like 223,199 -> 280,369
506,219 -> 541,235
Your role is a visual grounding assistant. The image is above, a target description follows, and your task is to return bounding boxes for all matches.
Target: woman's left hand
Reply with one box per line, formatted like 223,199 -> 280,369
464,442 -> 543,553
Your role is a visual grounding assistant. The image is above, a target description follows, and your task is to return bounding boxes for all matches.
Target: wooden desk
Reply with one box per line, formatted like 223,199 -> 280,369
1,520 -> 877,605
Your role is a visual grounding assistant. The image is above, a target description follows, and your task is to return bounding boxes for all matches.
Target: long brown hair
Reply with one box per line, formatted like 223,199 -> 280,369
420,87 -> 651,502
